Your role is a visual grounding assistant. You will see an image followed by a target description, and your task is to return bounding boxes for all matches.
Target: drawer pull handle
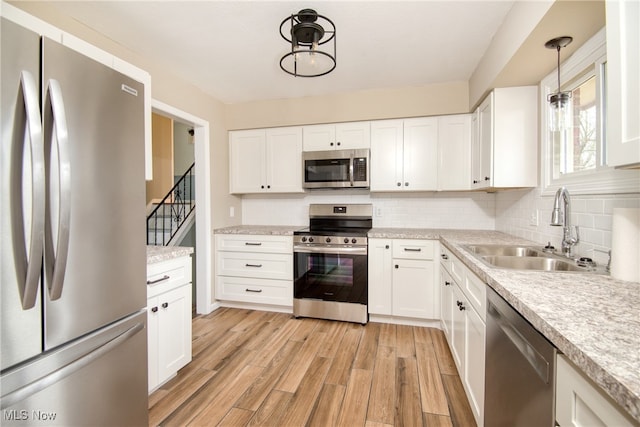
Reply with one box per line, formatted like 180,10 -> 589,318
404,248 -> 422,252
441,253 -> 448,259
147,275 -> 170,285
245,288 -> 262,293
245,242 -> 262,246
245,263 -> 263,268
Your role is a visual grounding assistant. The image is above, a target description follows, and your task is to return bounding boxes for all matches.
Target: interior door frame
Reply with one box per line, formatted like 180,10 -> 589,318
151,99 -> 212,315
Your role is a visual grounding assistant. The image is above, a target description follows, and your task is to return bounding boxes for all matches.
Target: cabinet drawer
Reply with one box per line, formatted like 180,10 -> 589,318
216,251 -> 292,280
463,271 -> 486,321
393,239 -> 435,260
147,256 -> 192,298
215,234 -> 292,254
218,276 -> 293,306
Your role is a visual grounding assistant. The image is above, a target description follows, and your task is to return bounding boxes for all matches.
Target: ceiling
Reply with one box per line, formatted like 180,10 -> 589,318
22,1 -> 517,105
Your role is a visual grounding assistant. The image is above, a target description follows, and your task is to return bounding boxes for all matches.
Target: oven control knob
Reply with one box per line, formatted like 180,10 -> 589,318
308,237 -> 314,243
301,236 -> 307,242
351,238 -> 357,244
343,238 -> 349,244
326,237 -> 331,243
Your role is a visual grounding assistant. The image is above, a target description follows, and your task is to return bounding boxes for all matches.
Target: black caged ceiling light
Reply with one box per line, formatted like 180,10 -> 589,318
545,36 -> 573,131
279,8 -> 336,77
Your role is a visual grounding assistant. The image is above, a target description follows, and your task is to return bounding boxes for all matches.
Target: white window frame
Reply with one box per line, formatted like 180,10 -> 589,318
541,27 -> 639,196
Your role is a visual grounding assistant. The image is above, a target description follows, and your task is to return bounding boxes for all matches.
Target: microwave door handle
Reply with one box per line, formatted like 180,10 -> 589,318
349,152 -> 354,187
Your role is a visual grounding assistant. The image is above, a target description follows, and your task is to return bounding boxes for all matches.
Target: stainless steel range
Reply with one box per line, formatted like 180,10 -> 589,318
293,204 -> 372,324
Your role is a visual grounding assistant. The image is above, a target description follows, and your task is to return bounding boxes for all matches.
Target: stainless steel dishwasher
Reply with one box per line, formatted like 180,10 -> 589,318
485,286 -> 557,427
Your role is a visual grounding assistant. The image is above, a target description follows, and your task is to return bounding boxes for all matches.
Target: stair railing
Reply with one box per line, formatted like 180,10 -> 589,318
147,162 -> 195,245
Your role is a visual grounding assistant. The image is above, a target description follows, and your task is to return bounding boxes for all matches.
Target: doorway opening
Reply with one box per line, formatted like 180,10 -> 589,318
150,100 -> 212,316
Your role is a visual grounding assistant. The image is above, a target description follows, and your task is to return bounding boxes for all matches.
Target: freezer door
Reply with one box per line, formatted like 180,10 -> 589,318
1,310 -> 148,426
1,18 -> 45,370
41,38 -> 147,349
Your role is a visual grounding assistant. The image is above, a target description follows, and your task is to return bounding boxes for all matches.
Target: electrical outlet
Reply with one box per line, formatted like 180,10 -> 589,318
529,209 -> 539,227
375,207 -> 383,217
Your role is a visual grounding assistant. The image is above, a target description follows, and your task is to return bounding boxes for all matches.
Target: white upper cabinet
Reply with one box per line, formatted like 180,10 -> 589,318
370,117 -> 438,192
438,114 -> 472,191
302,121 -> 370,151
471,86 -> 538,189
229,127 -> 303,194
606,0 -> 640,168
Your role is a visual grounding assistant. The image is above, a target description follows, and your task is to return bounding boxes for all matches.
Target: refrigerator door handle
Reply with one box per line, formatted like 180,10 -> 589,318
17,70 -> 45,310
44,79 -> 71,301
0,321 -> 144,409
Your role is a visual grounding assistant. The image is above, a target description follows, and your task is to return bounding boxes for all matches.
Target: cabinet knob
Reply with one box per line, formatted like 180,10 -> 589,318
151,306 -> 158,313
261,185 -> 265,189
397,182 -> 401,187
405,182 -> 409,186
484,176 -> 490,181
267,185 -> 271,189
385,245 -> 389,249
445,281 -> 451,286
459,304 -> 466,311
330,142 -> 334,146
337,141 -> 341,146
456,300 -> 462,306
395,265 -> 399,269
441,254 -> 448,260
473,180 -> 479,184
162,302 -> 169,309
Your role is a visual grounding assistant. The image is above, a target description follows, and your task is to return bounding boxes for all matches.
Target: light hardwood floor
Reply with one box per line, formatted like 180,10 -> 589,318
148,308 -> 476,427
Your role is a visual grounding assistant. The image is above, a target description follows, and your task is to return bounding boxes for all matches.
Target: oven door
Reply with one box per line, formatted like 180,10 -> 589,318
294,245 -> 367,304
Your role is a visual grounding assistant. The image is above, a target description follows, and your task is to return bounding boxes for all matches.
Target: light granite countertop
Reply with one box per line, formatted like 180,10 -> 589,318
214,225 -> 304,236
370,227 -> 640,423
146,245 -> 194,264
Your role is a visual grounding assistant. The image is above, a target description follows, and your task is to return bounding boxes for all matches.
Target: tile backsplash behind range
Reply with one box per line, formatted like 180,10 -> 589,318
241,192 -> 496,230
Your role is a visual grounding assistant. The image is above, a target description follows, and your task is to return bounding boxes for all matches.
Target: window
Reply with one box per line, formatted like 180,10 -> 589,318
542,28 -> 639,195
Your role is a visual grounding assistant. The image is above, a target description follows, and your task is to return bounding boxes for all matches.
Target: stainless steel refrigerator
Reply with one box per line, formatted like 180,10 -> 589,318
1,17 -> 148,426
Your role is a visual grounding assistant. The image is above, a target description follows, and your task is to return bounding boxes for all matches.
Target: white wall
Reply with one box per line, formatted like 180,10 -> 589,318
242,191 -> 496,230
496,188 -> 640,266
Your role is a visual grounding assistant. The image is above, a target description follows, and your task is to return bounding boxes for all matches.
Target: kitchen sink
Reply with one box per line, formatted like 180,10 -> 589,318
479,255 -> 587,272
462,244 -> 596,272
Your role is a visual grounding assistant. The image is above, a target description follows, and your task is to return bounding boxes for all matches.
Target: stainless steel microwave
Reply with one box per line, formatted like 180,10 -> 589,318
302,149 -> 370,189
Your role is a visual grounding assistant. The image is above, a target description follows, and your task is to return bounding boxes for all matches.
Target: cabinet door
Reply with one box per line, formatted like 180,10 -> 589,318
464,303 -> 486,425
335,121 -> 371,149
392,259 -> 434,319
440,268 -> 454,341
470,110 -> 482,188
370,120 -> 404,191
229,130 -> 266,193
266,127 -> 303,193
477,94 -> 493,189
157,284 -> 192,384
403,117 -> 438,191
303,124 -> 336,151
606,0 -> 640,168
368,239 -> 393,315
450,285 -> 466,374
438,115 -> 471,191
556,355 -> 635,427
147,296 -> 159,392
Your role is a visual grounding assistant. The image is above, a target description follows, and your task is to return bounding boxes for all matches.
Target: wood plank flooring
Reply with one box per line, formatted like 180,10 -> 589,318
149,308 -> 476,427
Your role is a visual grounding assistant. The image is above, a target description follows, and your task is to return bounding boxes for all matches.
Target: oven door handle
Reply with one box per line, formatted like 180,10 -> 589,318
294,245 -> 368,255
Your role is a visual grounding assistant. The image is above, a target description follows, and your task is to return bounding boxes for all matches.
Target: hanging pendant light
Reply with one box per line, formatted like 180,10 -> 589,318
545,36 -> 573,131
279,9 -> 336,77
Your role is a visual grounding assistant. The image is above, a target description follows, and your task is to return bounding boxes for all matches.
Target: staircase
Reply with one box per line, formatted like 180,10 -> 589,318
147,163 -> 195,246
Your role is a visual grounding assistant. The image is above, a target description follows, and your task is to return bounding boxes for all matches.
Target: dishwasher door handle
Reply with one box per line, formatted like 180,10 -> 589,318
488,302 -> 550,383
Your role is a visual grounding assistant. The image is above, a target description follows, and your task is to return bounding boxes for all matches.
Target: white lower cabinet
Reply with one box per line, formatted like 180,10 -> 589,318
368,238 -> 439,320
556,355 -> 635,427
439,245 -> 485,426
215,234 -> 293,307
147,256 -> 193,393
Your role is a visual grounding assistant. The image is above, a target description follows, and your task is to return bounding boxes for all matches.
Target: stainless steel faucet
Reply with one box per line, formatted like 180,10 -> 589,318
550,187 -> 580,257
